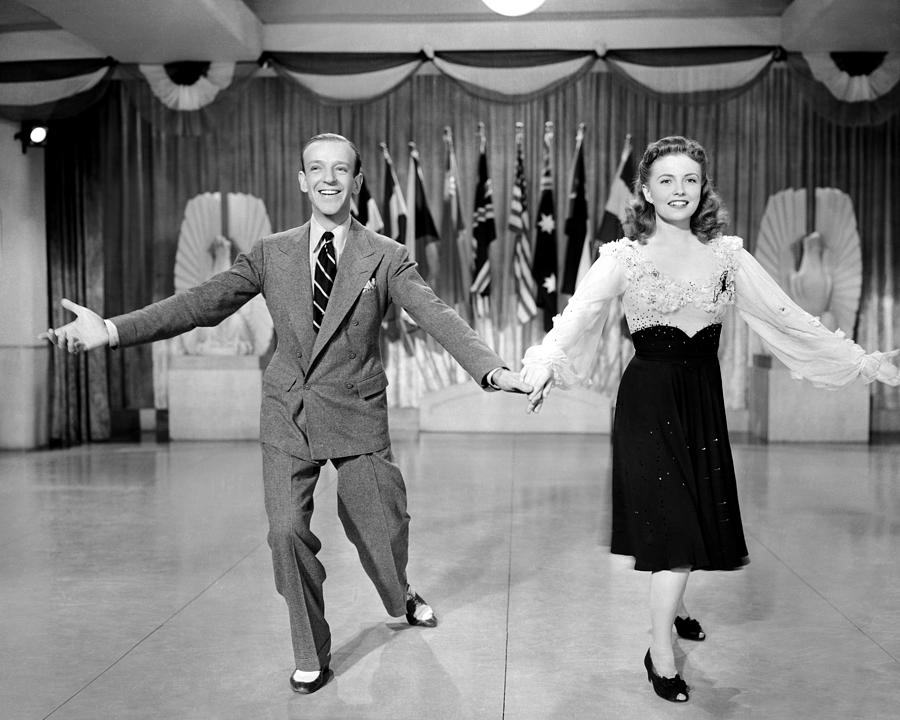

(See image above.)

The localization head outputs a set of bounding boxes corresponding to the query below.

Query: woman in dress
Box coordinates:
[520,135,900,703]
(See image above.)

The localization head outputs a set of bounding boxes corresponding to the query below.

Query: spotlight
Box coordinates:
[29,125,48,144]
[14,122,49,153]
[481,0,546,16]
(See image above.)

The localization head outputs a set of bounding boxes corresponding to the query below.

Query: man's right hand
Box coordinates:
[39,298,110,354]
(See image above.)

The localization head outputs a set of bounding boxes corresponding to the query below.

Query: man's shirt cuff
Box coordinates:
[104,319,119,348]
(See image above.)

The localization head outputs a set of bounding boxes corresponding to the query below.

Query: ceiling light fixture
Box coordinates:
[14,122,49,153]
[481,0,547,17]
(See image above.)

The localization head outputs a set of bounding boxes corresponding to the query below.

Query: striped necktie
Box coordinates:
[313,231,336,332]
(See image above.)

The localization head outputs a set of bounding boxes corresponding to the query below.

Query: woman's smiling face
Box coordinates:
[641,153,702,229]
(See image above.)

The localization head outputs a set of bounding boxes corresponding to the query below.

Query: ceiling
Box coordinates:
[0,0,897,64]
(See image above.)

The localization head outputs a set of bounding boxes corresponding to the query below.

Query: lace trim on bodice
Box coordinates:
[600,236,741,331]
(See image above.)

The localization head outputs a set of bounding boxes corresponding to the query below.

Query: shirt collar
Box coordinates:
[311,216,351,261]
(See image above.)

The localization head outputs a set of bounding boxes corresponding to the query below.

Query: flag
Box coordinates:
[510,124,537,325]
[561,123,589,294]
[595,134,634,249]
[379,143,413,350]
[351,175,384,233]
[532,121,558,332]
[440,127,470,309]
[471,122,496,318]
[406,142,440,282]
[380,143,407,243]
[592,134,635,390]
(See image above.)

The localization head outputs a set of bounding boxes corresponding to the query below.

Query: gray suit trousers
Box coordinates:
[261,442,410,671]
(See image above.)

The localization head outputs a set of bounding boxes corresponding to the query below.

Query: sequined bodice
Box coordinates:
[600,237,740,335]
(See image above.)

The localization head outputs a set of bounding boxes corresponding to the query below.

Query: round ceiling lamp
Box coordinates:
[481,0,547,17]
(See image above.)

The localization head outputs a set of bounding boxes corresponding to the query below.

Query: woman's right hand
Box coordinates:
[520,365,554,414]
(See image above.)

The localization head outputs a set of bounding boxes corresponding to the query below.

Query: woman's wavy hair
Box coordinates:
[623,135,729,244]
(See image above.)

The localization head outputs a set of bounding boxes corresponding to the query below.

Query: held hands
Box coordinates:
[520,365,554,414]
[491,368,533,395]
[38,299,109,354]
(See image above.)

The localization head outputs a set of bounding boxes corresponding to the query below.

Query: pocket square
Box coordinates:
[363,277,376,292]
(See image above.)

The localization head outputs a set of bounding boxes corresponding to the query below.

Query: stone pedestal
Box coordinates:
[167,355,264,440]
[749,355,870,442]
[419,383,611,434]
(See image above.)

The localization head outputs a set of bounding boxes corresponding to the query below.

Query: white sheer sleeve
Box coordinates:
[522,250,626,388]
[735,248,894,387]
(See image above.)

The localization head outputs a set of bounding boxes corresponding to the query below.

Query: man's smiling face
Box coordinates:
[298,139,362,227]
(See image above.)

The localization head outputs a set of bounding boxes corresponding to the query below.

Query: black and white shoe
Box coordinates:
[289,666,331,694]
[405,585,438,628]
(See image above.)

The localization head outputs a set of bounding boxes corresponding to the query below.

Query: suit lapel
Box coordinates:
[310,221,381,365]
[278,223,316,372]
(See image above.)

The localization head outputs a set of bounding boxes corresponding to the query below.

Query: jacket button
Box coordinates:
[295,351,302,358]
[345,382,353,389]
[352,320,359,326]
[302,384,309,390]
[349,352,357,359]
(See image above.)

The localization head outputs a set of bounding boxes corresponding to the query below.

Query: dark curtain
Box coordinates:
[44,103,110,445]
[45,65,900,441]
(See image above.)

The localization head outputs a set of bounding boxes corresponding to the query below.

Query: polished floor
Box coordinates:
[1,432,899,720]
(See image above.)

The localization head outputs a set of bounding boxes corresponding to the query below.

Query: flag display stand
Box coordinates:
[167,355,264,440]
[749,355,869,442]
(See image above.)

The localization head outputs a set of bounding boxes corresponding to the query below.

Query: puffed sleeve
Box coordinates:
[522,247,627,387]
[735,248,894,387]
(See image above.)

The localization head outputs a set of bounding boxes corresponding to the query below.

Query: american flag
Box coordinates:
[510,124,537,324]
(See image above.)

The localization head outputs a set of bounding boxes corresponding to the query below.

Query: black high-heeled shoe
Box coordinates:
[644,649,689,703]
[674,615,706,641]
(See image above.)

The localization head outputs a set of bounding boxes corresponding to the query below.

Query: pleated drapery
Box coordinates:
[43,66,900,442]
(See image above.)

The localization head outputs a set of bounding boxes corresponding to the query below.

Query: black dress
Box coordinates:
[525,234,879,574]
[609,324,749,571]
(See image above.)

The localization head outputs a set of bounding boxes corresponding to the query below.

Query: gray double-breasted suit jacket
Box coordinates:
[111,218,505,459]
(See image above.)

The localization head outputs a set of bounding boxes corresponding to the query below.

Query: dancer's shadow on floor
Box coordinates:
[293,623,467,719]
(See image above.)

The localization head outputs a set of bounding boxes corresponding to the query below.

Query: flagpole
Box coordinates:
[615,133,632,182]
[565,121,594,296]
[441,125,464,378]
[380,142,404,197]
[591,132,635,395]
[406,142,419,262]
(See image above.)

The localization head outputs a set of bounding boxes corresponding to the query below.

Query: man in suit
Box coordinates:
[42,132,531,694]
